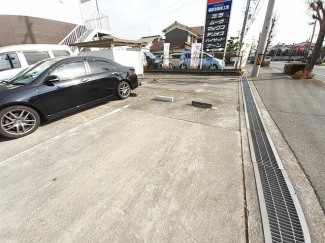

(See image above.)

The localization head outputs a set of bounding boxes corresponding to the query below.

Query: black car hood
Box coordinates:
[0,83,21,92]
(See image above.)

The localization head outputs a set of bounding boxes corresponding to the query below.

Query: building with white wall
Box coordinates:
[0,0,85,47]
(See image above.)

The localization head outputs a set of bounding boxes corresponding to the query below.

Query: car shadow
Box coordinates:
[0,94,138,141]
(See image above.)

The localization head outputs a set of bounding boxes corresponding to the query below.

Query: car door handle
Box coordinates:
[80,78,89,82]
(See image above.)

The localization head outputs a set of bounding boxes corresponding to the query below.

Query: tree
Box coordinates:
[263,17,276,59]
[305,1,325,71]
[226,37,240,52]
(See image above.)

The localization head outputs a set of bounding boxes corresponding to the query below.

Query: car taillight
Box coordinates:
[133,70,136,75]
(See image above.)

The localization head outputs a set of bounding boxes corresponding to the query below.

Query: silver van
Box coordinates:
[0,44,72,81]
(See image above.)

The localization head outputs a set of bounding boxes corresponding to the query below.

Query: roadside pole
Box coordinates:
[200,0,209,69]
[238,0,251,70]
[306,19,317,61]
[251,0,276,77]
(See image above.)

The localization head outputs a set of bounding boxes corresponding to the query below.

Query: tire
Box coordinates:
[0,105,40,139]
[117,81,131,99]
[180,64,187,70]
[210,64,218,70]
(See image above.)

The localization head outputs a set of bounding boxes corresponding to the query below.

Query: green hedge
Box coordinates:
[284,64,306,75]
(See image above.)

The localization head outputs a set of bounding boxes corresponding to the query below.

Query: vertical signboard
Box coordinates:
[204,0,232,50]
[190,43,202,69]
[163,43,170,68]
[235,43,251,70]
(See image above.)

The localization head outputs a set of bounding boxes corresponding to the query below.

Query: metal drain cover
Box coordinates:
[241,76,310,243]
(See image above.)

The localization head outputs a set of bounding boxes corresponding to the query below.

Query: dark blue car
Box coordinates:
[0,56,138,138]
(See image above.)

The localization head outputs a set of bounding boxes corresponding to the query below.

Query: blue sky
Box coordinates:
[81,0,316,45]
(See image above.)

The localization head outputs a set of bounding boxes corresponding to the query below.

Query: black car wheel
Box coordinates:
[210,64,218,70]
[0,105,40,139]
[117,81,131,99]
[180,64,187,69]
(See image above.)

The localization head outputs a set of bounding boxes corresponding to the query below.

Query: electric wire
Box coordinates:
[113,0,200,35]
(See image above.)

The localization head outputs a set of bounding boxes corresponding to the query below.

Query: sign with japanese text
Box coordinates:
[163,43,170,68]
[190,43,202,69]
[235,43,251,70]
[204,0,232,50]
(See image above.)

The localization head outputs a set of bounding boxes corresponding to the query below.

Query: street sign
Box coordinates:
[298,45,307,52]
[204,0,232,50]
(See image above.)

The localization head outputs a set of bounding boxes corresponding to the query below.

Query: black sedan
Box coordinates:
[0,56,138,138]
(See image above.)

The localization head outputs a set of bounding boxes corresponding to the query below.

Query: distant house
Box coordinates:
[138,35,164,49]
[150,21,203,54]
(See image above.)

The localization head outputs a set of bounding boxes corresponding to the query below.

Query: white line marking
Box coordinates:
[0,108,123,167]
[313,72,325,77]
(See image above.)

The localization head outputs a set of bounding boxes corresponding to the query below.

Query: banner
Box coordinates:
[163,43,170,68]
[235,43,251,70]
[190,43,202,69]
[204,0,232,50]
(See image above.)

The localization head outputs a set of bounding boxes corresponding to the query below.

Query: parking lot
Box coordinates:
[0,74,246,242]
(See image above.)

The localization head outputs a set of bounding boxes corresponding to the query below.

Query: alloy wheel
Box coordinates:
[119,82,130,98]
[1,109,37,136]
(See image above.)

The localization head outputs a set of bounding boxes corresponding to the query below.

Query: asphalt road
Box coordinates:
[0,75,246,242]
[250,67,325,211]
[270,61,325,81]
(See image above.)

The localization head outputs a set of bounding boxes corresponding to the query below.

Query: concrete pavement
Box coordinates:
[0,74,250,242]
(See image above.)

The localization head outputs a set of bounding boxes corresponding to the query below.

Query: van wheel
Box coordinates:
[0,105,40,139]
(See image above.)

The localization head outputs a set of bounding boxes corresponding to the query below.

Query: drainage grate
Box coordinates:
[241,77,310,243]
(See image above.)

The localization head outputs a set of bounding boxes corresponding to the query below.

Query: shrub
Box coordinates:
[284,63,306,75]
[292,71,314,79]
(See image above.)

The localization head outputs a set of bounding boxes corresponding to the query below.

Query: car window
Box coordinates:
[52,50,71,57]
[172,55,181,59]
[0,54,12,71]
[0,53,21,70]
[9,59,58,85]
[52,61,87,81]
[23,51,50,65]
[88,60,118,74]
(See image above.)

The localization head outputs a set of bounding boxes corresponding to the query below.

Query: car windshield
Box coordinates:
[145,52,157,59]
[9,59,58,85]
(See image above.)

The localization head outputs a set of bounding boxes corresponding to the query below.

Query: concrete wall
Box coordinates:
[0,0,83,24]
[0,15,76,47]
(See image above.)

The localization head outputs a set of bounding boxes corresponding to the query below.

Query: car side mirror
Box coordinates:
[44,75,60,85]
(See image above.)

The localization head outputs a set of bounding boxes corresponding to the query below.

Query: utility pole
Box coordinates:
[289,42,295,62]
[238,0,252,70]
[251,0,276,77]
[306,19,317,61]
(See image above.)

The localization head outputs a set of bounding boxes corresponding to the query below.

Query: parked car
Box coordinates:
[162,53,182,69]
[264,56,272,62]
[0,44,72,82]
[0,56,138,139]
[143,52,163,69]
[179,51,224,69]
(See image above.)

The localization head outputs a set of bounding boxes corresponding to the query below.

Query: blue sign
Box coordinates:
[207,2,232,14]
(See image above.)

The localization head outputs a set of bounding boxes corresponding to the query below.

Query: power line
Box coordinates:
[113,0,200,35]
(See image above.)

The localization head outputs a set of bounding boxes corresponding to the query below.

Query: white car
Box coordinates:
[264,56,272,62]
[0,44,72,81]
